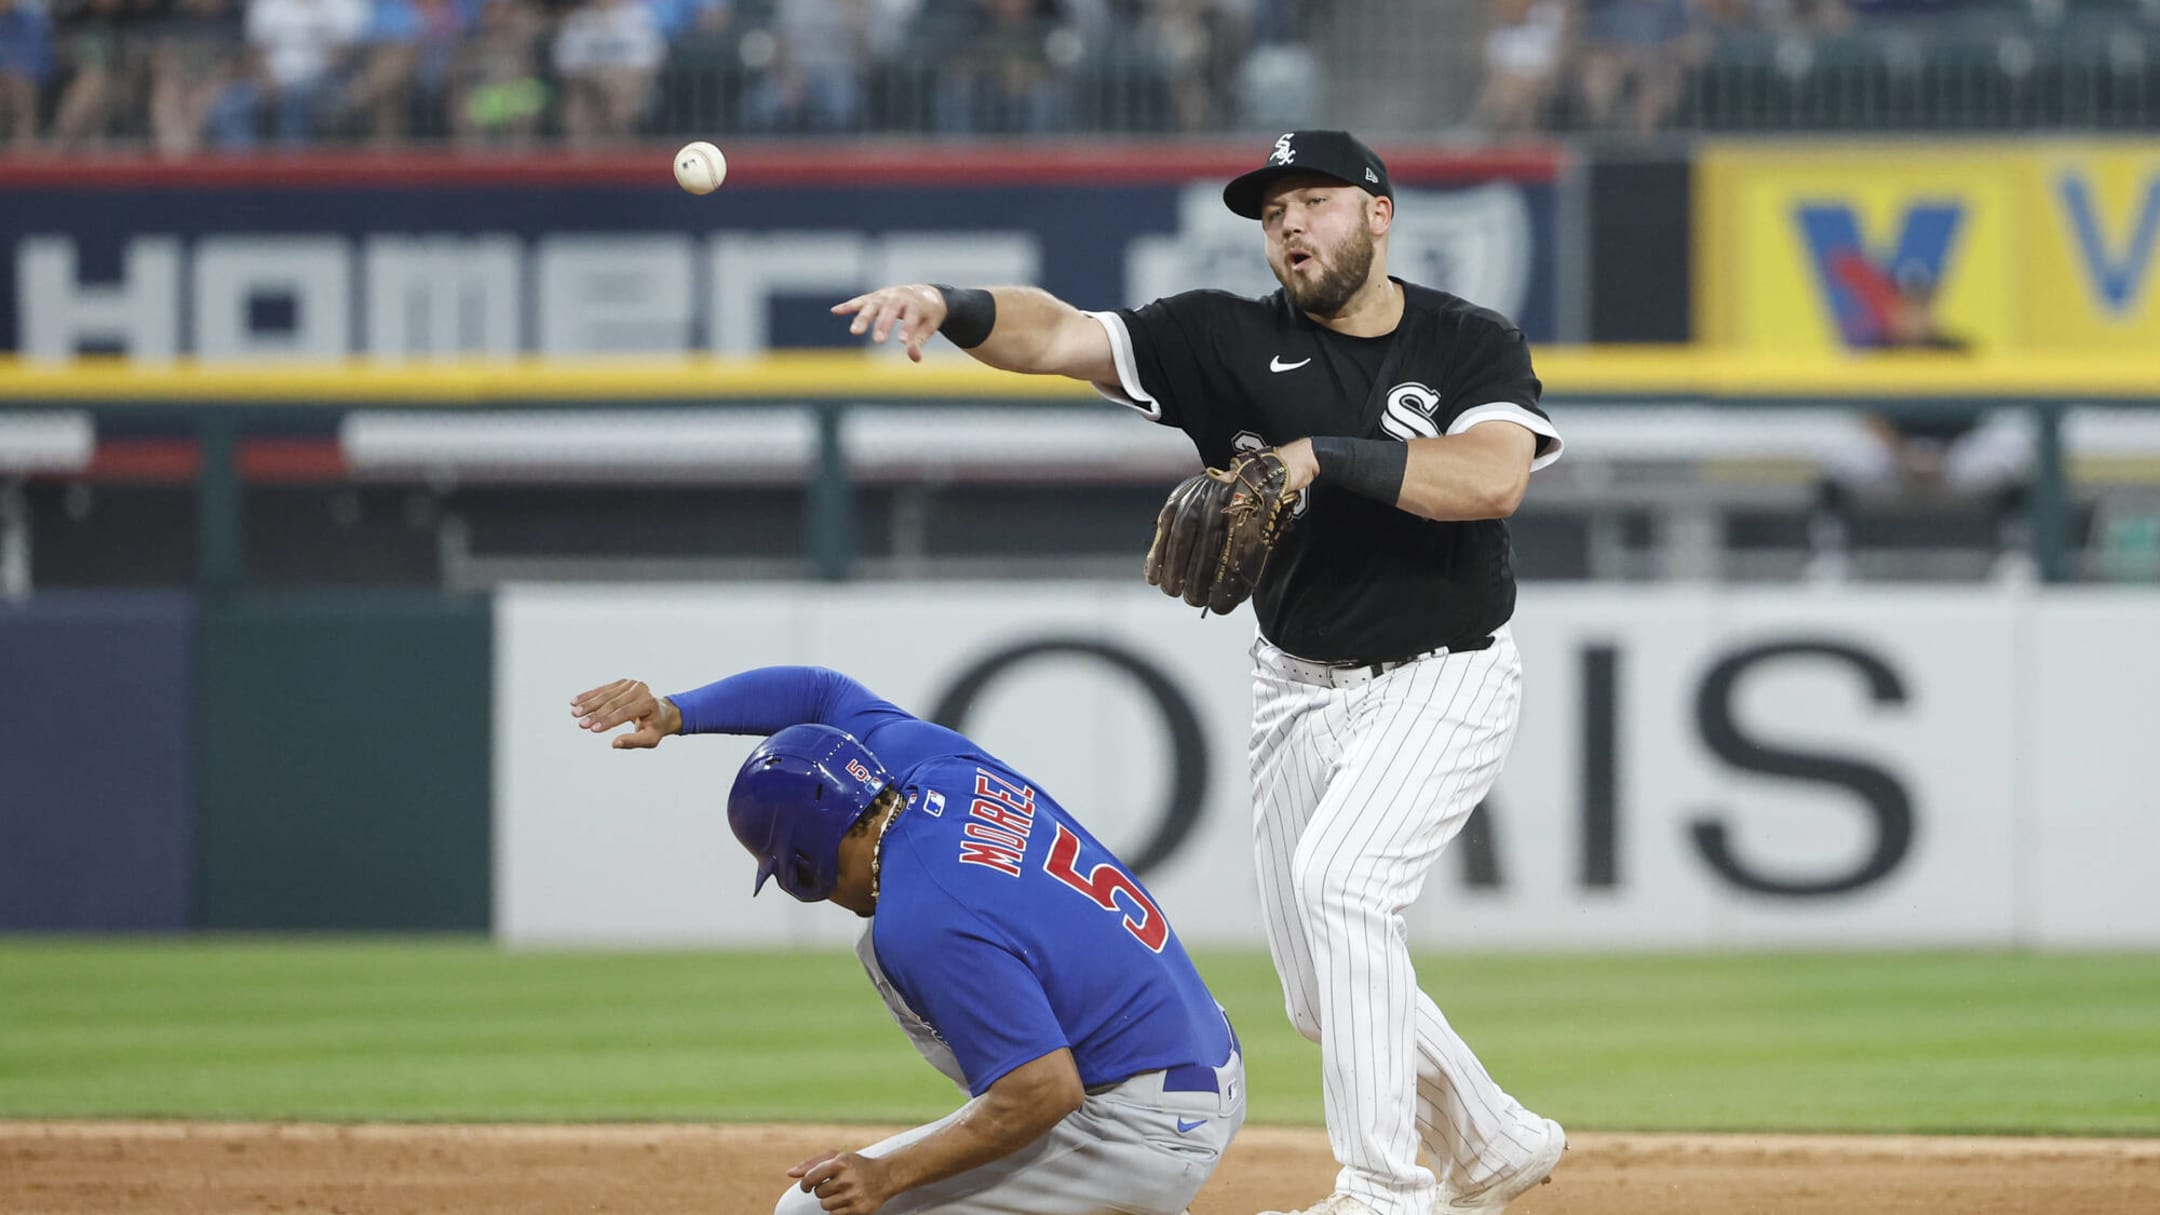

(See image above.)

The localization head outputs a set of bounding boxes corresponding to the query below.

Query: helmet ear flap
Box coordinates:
[787,850,820,896]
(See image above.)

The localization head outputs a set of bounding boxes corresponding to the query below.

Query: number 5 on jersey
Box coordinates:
[1044,824,1169,953]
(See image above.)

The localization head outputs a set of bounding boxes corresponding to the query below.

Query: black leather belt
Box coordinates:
[1265,633,1497,689]
[1332,633,1496,677]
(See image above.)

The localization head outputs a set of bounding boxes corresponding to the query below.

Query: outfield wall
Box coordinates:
[495,584,2160,951]
[0,593,193,931]
[0,591,493,933]
[6,581,2152,942]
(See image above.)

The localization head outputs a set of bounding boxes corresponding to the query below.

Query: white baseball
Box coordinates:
[673,142,727,195]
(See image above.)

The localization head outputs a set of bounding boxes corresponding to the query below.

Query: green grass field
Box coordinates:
[2,940,2155,1135]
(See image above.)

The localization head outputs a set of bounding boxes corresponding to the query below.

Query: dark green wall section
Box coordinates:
[1587,156,1692,343]
[194,593,491,930]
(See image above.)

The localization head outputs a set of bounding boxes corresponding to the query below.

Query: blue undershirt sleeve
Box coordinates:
[667,666,890,736]
[665,666,976,771]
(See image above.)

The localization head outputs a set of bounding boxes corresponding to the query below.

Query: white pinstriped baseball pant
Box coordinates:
[1250,626,1549,1215]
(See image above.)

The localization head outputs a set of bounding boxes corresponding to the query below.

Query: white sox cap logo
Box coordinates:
[1269,133,1295,165]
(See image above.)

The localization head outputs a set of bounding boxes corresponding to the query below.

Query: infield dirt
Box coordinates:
[4,1121,2156,1214]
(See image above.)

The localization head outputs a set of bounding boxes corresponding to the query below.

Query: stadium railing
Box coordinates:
[5,349,2160,598]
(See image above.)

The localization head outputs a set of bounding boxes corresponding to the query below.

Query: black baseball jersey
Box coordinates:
[1088,279,1562,664]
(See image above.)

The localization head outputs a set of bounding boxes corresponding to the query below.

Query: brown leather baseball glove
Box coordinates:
[1144,449,1302,615]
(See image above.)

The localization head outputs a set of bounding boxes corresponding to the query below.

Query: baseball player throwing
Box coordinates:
[834,131,1565,1215]
[572,665,1246,1215]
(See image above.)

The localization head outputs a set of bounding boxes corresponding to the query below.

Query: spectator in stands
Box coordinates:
[1809,264,2014,580]
[742,0,866,133]
[1756,0,1850,36]
[50,0,154,148]
[654,0,736,135]
[210,0,369,147]
[1810,406,2032,582]
[1696,0,1849,84]
[338,0,469,144]
[147,0,241,155]
[450,0,544,145]
[1227,0,1320,132]
[0,0,50,148]
[644,0,713,37]
[1576,0,1701,135]
[553,0,662,145]
[1154,0,1248,132]
[1470,0,1568,135]
[931,0,1070,133]
[862,0,918,60]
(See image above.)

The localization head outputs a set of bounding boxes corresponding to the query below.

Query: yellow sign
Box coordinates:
[1697,143,2160,354]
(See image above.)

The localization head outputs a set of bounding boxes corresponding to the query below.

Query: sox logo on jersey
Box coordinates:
[1379,382,1444,441]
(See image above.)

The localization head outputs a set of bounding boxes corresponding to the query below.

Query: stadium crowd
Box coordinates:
[0,0,1321,150]
[1475,0,2160,136]
[0,0,2153,149]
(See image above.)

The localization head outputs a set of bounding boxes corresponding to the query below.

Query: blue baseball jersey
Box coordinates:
[672,665,1233,1095]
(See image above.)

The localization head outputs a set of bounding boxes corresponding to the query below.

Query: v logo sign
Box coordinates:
[1796,202,1963,345]
[2056,171,2160,316]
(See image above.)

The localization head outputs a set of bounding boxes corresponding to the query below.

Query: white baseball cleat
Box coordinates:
[1258,1193,1384,1215]
[1433,1118,1567,1214]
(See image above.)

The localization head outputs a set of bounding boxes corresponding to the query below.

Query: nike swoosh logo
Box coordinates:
[1176,1118,1207,1134]
[1269,356,1311,373]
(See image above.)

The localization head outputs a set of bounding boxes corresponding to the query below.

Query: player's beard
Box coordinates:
[1276,222,1376,318]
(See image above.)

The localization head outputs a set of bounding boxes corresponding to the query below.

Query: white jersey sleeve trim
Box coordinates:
[1081,310,1166,424]
[1449,401,1563,471]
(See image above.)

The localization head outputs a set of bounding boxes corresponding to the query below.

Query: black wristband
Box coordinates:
[1308,436,1409,505]
[930,284,997,349]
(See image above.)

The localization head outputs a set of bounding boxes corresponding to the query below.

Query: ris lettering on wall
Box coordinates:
[494,583,2160,950]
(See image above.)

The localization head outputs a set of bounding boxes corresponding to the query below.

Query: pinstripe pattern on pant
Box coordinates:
[1249,628,1546,1215]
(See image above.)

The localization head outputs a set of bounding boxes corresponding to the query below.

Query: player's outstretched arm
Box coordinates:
[790,1048,1084,1214]
[575,666,927,749]
[833,283,1116,383]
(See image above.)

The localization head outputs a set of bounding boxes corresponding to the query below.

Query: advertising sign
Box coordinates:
[494,583,2159,949]
[1697,142,2160,354]
[0,150,1560,361]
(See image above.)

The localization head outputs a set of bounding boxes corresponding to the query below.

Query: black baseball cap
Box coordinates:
[1223,130,1393,220]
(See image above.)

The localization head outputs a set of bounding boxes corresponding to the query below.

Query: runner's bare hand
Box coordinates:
[569,678,682,750]
[832,284,947,363]
[791,1150,894,1215]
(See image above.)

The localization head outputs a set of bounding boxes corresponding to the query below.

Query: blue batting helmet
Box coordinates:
[727,724,893,902]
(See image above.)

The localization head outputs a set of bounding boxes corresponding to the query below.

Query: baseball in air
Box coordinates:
[673,142,727,195]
